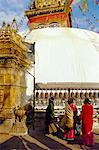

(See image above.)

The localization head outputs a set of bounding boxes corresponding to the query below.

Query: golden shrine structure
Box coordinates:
[0,21,32,135]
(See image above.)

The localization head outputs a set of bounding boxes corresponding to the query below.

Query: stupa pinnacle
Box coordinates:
[25,0,72,30]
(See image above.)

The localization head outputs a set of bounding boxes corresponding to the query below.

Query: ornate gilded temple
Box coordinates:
[25,0,72,30]
[0,21,32,135]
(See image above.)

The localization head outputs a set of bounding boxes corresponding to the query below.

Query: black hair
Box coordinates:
[50,97,54,100]
[49,97,54,103]
[84,98,91,104]
[67,98,73,104]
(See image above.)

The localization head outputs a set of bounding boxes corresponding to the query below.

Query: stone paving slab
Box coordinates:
[0,134,12,144]
[0,128,99,150]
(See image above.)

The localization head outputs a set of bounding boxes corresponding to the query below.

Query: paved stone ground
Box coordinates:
[0,125,99,150]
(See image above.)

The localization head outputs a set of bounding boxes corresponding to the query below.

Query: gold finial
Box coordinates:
[11,18,18,32]
[12,18,16,23]
[7,23,10,27]
[7,23,11,31]
[2,21,6,27]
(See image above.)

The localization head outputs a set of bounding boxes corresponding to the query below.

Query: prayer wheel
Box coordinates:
[80,92,84,99]
[63,92,68,99]
[54,92,58,99]
[93,92,97,99]
[50,92,53,97]
[85,92,89,98]
[68,92,71,98]
[59,92,62,98]
[89,92,93,99]
[71,92,74,98]
[45,92,48,99]
[40,92,44,98]
[36,91,39,99]
[75,92,79,98]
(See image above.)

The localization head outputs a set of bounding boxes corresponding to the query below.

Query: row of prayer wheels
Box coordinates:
[35,91,99,99]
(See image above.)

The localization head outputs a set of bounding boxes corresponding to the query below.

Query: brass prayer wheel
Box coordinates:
[89,92,93,99]
[71,92,75,98]
[40,92,44,98]
[93,92,97,99]
[80,92,84,99]
[50,92,53,97]
[75,92,79,98]
[45,92,48,98]
[85,92,89,98]
[59,92,62,98]
[54,92,58,99]
[36,91,39,99]
[63,92,68,99]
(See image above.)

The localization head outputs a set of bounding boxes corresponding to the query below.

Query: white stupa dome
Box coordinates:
[24,27,99,84]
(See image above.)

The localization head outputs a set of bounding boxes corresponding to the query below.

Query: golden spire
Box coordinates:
[25,0,72,30]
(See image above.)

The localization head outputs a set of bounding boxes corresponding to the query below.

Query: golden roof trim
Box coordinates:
[25,5,64,16]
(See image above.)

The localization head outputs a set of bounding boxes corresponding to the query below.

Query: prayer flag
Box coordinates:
[82,0,87,13]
